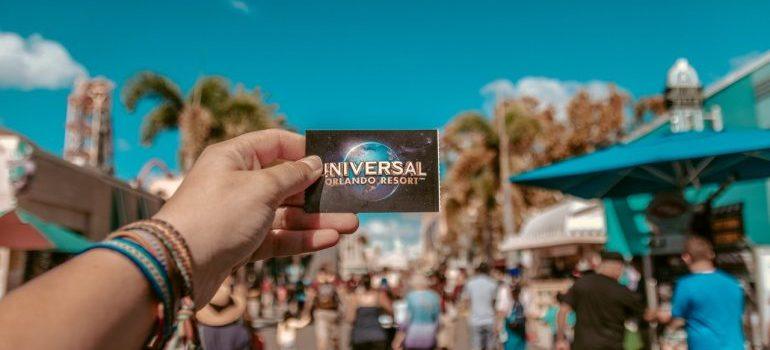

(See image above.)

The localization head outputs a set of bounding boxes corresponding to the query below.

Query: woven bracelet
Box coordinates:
[122,221,194,301]
[83,239,175,337]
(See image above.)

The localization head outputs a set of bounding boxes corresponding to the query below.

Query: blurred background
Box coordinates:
[1,1,770,349]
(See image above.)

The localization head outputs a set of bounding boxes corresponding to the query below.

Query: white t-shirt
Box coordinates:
[495,284,512,315]
[463,275,498,326]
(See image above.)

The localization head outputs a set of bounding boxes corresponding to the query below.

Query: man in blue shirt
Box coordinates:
[665,235,745,350]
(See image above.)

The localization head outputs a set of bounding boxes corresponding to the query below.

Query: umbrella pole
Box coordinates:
[642,254,660,350]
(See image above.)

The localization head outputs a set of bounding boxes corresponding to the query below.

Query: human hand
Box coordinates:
[153,129,359,305]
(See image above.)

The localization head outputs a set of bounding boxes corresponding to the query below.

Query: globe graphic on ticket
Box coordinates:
[343,142,400,201]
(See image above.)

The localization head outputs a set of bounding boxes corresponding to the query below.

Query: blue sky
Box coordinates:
[1,0,769,250]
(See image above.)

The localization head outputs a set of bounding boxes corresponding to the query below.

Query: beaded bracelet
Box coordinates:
[83,238,175,337]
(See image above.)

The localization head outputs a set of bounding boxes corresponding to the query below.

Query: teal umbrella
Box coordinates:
[511,128,770,198]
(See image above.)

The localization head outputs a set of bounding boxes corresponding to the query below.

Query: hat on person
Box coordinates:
[195,278,247,327]
[600,251,625,262]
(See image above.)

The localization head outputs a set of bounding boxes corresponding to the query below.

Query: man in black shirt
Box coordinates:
[556,252,646,350]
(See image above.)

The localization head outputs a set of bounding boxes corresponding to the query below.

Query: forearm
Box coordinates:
[0,250,156,350]
[556,307,568,339]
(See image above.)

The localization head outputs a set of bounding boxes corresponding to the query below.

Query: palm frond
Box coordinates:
[443,111,497,151]
[190,76,231,114]
[140,102,180,145]
[122,71,184,112]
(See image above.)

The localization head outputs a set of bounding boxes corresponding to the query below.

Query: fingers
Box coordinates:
[273,207,359,234]
[211,129,307,170]
[251,229,340,260]
[258,156,323,205]
[282,192,306,207]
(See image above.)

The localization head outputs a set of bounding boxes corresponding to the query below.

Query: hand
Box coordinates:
[153,129,359,305]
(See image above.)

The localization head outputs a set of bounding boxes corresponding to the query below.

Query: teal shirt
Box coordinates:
[672,270,744,350]
[406,290,440,324]
[542,305,575,334]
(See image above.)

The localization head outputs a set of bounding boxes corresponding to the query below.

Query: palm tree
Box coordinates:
[441,86,628,261]
[122,72,285,171]
[442,106,540,260]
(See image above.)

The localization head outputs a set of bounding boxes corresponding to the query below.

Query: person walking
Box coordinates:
[307,266,342,350]
[493,267,513,346]
[502,286,526,350]
[556,251,646,350]
[196,276,253,350]
[659,235,745,350]
[462,262,499,350]
[541,292,575,347]
[347,274,392,350]
[393,274,441,350]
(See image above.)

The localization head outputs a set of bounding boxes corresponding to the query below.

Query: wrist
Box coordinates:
[151,209,235,306]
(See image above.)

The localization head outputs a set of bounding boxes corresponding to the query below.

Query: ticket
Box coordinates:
[304,130,440,213]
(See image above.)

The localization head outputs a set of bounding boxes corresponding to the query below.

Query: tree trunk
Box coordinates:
[497,107,516,240]
[484,213,494,263]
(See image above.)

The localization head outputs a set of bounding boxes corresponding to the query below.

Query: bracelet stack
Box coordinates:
[84,218,197,348]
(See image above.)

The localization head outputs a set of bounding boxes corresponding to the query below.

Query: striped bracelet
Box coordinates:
[83,238,175,337]
[108,230,170,273]
[121,220,194,302]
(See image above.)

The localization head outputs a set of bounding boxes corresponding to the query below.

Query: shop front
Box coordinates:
[0,129,163,298]
[510,56,770,347]
[501,198,605,349]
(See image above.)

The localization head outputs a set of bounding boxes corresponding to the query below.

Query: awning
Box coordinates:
[0,209,93,253]
[510,129,770,198]
[501,199,605,252]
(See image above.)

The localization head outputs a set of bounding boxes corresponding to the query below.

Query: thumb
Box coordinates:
[258,155,323,206]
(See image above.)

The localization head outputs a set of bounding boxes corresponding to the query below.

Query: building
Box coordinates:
[501,198,605,349]
[338,233,369,279]
[64,78,115,174]
[606,52,770,344]
[0,78,164,299]
[0,130,163,298]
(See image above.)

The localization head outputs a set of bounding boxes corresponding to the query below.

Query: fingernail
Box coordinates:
[300,155,323,172]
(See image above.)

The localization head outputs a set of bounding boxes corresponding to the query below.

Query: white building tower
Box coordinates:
[63,78,115,174]
[665,58,722,133]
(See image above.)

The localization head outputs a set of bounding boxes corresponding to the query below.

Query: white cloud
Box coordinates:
[358,214,422,253]
[0,32,88,90]
[230,0,250,14]
[480,77,619,121]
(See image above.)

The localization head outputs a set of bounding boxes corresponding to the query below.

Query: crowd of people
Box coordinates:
[198,257,533,350]
[172,234,753,350]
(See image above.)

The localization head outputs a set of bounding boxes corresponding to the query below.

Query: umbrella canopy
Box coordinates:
[0,209,93,253]
[511,129,770,198]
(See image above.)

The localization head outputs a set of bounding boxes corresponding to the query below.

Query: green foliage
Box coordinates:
[122,71,286,170]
